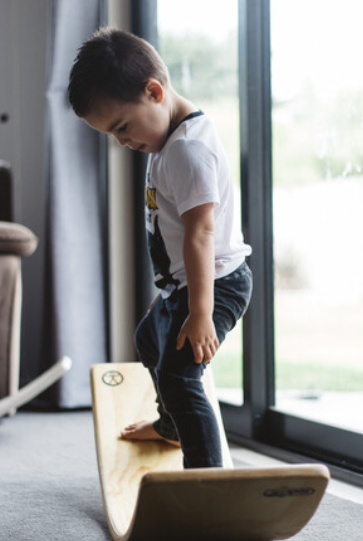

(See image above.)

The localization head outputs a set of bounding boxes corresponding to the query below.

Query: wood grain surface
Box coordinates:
[91,362,330,541]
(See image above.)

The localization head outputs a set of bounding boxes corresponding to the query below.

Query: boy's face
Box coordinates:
[83,80,170,154]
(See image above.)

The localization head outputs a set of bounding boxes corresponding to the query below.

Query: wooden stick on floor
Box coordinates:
[0,357,72,418]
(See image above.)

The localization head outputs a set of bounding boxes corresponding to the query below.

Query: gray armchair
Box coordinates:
[0,161,38,410]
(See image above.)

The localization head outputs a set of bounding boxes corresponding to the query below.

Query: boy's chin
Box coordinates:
[127,143,147,152]
[137,144,148,152]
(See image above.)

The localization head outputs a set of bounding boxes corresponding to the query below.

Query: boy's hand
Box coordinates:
[176,313,219,364]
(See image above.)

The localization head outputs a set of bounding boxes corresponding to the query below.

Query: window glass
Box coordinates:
[271,0,363,432]
[157,0,243,404]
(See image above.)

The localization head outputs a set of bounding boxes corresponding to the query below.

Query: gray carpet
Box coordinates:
[0,411,362,540]
[0,411,109,541]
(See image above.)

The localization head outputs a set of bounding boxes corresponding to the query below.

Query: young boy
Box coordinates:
[68,28,252,468]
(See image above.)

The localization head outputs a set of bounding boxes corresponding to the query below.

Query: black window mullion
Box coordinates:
[234,0,274,438]
[131,0,158,323]
[222,0,274,442]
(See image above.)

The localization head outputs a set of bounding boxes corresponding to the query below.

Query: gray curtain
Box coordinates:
[44,0,107,408]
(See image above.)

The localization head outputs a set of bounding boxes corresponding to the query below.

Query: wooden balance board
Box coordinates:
[91,362,330,541]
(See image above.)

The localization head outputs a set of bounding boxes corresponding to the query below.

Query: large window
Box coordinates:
[134,0,363,481]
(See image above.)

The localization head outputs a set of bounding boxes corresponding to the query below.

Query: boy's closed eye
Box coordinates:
[117,124,128,133]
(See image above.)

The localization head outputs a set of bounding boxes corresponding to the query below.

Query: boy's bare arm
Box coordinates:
[176,203,219,363]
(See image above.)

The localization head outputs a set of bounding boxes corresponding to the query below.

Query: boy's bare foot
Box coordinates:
[121,420,181,448]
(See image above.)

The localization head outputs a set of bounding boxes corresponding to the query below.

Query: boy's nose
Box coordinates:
[115,134,129,147]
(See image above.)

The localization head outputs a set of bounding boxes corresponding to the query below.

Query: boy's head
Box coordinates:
[68,28,170,117]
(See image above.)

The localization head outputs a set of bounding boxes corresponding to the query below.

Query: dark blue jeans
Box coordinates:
[134,262,252,469]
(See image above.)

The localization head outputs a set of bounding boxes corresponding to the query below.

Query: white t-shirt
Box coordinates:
[145,112,252,298]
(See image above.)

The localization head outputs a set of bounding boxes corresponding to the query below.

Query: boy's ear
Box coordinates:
[145,79,164,103]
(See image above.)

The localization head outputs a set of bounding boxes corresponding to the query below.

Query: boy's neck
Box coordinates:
[168,89,199,135]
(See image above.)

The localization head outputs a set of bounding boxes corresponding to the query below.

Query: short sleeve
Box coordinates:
[165,139,220,216]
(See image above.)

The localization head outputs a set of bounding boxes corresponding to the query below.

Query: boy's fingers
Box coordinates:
[206,337,220,362]
[203,343,216,363]
[193,344,204,364]
[177,330,219,363]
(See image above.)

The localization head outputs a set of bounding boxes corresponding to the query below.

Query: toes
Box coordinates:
[123,421,145,431]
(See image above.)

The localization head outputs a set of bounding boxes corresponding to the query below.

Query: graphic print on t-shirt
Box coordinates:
[145,186,180,291]
[146,187,158,211]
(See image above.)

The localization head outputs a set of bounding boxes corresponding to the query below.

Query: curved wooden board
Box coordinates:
[131,465,330,541]
[91,362,330,541]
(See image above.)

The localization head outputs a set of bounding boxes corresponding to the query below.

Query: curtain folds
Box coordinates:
[44,0,107,408]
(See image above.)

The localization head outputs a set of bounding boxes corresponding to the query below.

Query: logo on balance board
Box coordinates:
[102,371,124,386]
[264,486,315,498]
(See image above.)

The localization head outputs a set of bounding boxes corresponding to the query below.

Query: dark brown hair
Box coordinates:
[68,28,170,117]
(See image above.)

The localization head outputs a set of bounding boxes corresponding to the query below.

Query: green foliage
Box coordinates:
[273,86,363,186]
[213,351,363,392]
[276,360,363,392]
[313,88,363,180]
[159,32,238,101]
